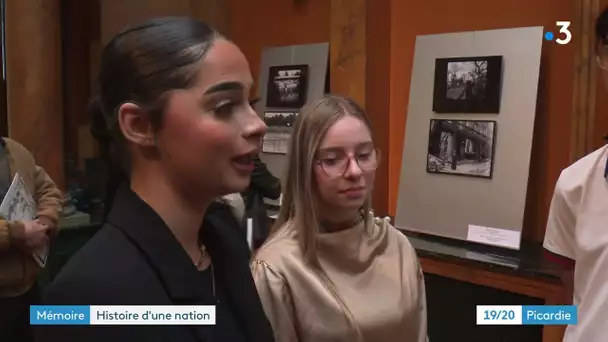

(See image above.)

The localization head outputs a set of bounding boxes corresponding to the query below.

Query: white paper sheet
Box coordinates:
[0,173,47,266]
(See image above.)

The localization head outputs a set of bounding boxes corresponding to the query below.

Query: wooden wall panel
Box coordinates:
[100,0,233,44]
[62,0,96,167]
[365,0,391,215]
[100,0,191,44]
[5,0,64,189]
[571,0,600,161]
[191,0,231,36]
[329,0,366,108]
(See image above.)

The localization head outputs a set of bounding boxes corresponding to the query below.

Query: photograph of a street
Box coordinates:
[427,119,496,178]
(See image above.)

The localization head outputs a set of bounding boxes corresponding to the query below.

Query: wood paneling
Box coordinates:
[62,0,96,166]
[571,0,600,160]
[5,0,64,189]
[100,0,232,41]
[100,0,191,43]
[365,0,391,214]
[329,0,366,108]
[191,0,231,36]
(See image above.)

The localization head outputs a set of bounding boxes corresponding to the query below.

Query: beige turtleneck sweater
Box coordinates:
[251,215,428,342]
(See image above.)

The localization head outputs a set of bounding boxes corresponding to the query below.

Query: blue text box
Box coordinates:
[30,305,90,325]
[522,305,577,325]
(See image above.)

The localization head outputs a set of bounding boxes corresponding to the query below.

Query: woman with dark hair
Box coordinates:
[36,17,274,342]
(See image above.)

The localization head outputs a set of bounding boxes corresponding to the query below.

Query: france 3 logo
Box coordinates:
[544,21,572,45]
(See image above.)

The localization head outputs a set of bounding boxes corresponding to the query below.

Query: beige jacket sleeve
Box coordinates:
[0,220,25,251]
[33,165,62,234]
[3,138,63,235]
[0,219,10,250]
[251,260,299,342]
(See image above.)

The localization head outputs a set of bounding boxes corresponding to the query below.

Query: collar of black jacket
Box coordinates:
[106,183,215,302]
[105,183,275,342]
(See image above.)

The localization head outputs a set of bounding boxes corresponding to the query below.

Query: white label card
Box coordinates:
[466,224,521,250]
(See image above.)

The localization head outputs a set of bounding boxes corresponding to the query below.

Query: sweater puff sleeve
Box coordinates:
[251,260,299,342]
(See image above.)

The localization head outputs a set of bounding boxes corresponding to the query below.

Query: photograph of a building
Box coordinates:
[426,119,497,178]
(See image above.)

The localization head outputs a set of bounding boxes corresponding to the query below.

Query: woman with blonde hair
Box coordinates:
[252,94,428,342]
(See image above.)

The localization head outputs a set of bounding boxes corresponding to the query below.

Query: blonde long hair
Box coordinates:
[268,94,374,338]
[272,93,373,263]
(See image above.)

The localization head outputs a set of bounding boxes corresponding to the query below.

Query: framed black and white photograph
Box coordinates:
[266,65,309,108]
[426,119,497,179]
[262,111,298,154]
[432,56,503,113]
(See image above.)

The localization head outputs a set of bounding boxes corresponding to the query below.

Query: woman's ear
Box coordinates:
[117,102,156,147]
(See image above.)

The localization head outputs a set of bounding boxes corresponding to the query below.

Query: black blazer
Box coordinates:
[35,184,275,342]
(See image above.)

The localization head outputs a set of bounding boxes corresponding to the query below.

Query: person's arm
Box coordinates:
[251,260,298,342]
[415,260,429,342]
[250,155,281,200]
[33,165,62,236]
[543,174,577,304]
[4,138,62,235]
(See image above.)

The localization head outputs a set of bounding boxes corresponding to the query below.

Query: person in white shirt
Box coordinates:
[543,7,608,342]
